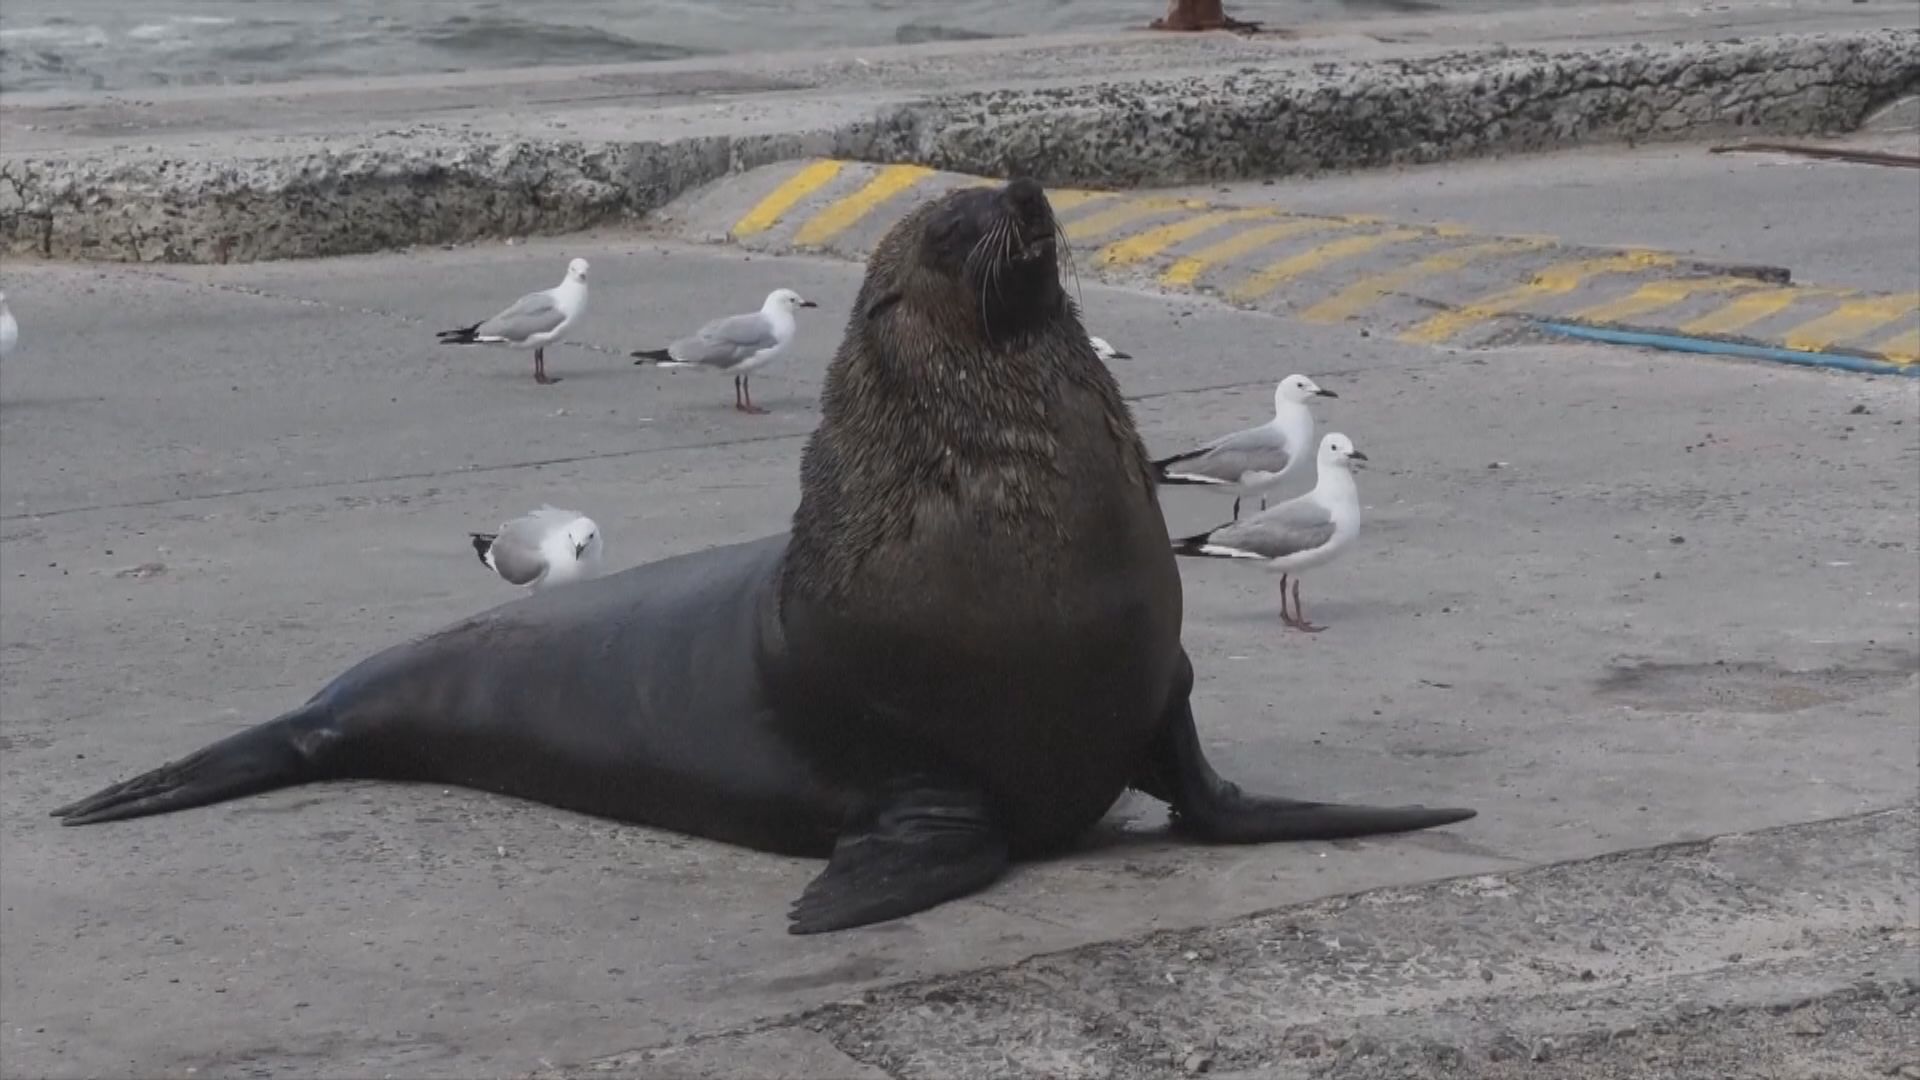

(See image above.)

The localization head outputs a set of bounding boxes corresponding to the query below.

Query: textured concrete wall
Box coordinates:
[852,31,1920,186]
[1,29,1913,265]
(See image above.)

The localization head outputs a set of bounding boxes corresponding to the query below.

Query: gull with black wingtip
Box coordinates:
[1173,431,1368,632]
[436,258,590,386]
[1153,374,1337,519]
[631,288,818,414]
[469,506,604,592]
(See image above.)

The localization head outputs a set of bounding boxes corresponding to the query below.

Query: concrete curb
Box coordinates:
[1,28,1915,265]
[846,30,1920,187]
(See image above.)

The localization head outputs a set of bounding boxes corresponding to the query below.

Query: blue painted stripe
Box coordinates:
[1532,321,1920,377]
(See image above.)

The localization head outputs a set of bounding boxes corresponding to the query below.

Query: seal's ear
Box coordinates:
[865,290,903,321]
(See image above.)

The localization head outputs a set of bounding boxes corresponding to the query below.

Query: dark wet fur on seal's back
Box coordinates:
[52,178,1475,936]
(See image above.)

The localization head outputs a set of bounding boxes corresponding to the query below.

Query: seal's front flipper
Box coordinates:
[788,781,1008,935]
[1136,673,1476,843]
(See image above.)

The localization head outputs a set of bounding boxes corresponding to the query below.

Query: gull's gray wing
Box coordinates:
[486,514,555,585]
[477,290,566,344]
[1209,496,1335,559]
[670,312,780,369]
[1160,424,1293,484]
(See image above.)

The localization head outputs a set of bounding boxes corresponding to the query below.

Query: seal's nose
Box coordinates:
[1003,177,1052,223]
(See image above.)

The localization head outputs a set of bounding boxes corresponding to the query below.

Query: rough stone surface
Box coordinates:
[538,809,1920,1080]
[852,31,1920,187]
[0,28,1914,265]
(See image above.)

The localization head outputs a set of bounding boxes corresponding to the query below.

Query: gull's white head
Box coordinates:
[562,514,603,564]
[1318,432,1368,468]
[1276,374,1336,407]
[566,258,591,282]
[766,288,818,313]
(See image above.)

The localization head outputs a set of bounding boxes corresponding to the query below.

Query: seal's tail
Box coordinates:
[51,705,338,826]
[436,322,483,345]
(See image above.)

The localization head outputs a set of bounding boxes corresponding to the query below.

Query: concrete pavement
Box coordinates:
[1,147,1917,1077]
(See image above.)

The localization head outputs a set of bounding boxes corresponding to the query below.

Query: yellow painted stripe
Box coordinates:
[1299,239,1545,324]
[792,164,936,247]
[1873,328,1920,363]
[1399,251,1676,345]
[1677,287,1820,336]
[732,160,845,239]
[1063,197,1207,242]
[1227,229,1425,304]
[1781,292,1920,352]
[1160,219,1342,288]
[1046,189,1117,213]
[1094,208,1278,267]
[1570,276,1768,325]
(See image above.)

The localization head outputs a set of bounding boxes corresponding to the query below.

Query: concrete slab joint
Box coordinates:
[0,28,1915,265]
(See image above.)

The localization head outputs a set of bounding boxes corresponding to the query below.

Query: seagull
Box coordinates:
[1089,335,1131,362]
[0,291,17,360]
[1152,374,1336,519]
[1171,432,1367,633]
[469,506,605,591]
[631,288,817,414]
[437,258,590,385]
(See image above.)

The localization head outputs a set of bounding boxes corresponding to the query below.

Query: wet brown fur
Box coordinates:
[774,180,1184,854]
[784,187,1161,604]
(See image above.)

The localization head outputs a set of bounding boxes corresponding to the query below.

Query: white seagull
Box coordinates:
[1171,432,1368,633]
[0,290,18,360]
[469,506,605,591]
[438,258,590,385]
[1152,374,1336,519]
[1089,335,1131,362]
[631,288,817,414]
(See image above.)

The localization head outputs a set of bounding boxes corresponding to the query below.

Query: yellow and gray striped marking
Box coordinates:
[716,159,1919,371]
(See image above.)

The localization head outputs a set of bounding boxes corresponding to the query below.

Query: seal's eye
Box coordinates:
[930,217,965,249]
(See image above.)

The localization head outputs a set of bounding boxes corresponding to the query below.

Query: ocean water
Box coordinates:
[0,0,1551,97]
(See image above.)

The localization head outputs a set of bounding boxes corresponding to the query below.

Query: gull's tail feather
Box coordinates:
[1171,526,1259,560]
[1151,449,1222,487]
[631,348,678,366]
[51,704,340,826]
[437,322,484,345]
[469,533,497,566]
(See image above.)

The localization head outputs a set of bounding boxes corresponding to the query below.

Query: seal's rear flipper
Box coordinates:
[787,781,1008,934]
[1135,673,1476,843]
[51,706,338,826]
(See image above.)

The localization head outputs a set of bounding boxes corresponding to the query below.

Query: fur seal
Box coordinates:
[52,179,1474,934]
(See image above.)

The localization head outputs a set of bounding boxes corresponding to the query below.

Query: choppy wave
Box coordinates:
[0,0,1562,96]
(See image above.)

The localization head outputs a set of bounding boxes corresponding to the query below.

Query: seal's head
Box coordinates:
[787,175,1167,612]
[860,177,1069,343]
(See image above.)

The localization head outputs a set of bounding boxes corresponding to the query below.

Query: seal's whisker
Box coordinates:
[974,216,1014,347]
[1054,219,1082,307]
